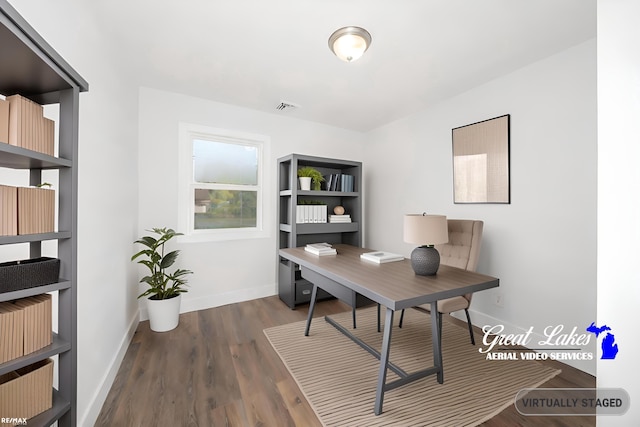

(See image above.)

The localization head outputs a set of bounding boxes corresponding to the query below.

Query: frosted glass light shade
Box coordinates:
[403,214,449,246]
[329,26,372,62]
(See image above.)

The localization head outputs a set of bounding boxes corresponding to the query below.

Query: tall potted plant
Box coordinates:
[131,227,192,332]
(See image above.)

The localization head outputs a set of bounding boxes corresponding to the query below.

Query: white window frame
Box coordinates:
[178,123,270,242]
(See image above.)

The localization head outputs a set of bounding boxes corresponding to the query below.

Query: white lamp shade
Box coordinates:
[332,34,367,62]
[329,26,371,62]
[403,214,449,246]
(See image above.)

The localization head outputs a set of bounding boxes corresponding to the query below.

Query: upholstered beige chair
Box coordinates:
[399,219,484,345]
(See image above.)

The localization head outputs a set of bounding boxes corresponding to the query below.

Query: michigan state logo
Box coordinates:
[587,322,619,359]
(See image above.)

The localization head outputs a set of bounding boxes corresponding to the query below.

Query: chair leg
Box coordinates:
[464,308,475,345]
[399,309,405,328]
[377,303,381,332]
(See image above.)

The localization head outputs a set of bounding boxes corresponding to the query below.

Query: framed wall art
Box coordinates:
[452,114,510,204]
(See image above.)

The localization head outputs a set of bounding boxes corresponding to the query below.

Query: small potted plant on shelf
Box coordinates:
[297,166,325,191]
[131,227,192,332]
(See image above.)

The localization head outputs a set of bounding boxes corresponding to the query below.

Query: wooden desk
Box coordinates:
[278,244,499,415]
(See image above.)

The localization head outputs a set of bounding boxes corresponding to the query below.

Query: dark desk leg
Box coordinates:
[352,307,356,329]
[351,290,357,329]
[374,307,394,415]
[431,301,443,383]
[304,284,319,336]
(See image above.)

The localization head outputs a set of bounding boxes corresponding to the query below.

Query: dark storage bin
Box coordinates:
[0,257,60,293]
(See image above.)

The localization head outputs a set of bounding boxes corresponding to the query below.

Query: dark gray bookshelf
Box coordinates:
[0,1,88,425]
[277,154,363,308]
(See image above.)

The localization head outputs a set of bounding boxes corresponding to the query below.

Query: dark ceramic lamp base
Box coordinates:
[410,246,440,275]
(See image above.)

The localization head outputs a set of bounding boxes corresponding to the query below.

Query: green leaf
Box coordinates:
[133,236,158,249]
[160,250,180,269]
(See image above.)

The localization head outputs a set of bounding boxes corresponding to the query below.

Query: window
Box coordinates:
[179,123,270,241]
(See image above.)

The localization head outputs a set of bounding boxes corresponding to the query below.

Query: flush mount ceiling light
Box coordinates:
[328,26,372,62]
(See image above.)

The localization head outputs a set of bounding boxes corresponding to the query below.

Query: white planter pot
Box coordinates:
[299,177,311,191]
[147,294,182,332]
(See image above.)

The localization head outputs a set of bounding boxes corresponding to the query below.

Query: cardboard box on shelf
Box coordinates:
[6,94,54,156]
[0,302,24,364]
[0,185,17,236]
[0,98,9,144]
[0,358,53,420]
[11,295,52,354]
[17,187,54,235]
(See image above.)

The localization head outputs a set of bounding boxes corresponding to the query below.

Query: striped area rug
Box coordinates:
[264,306,560,427]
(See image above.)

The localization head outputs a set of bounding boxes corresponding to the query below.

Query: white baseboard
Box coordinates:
[138,283,277,321]
[79,309,140,426]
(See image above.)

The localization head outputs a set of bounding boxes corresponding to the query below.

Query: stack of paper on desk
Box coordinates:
[360,251,404,264]
[305,243,337,256]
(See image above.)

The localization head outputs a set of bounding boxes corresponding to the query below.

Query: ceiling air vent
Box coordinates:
[276,100,300,112]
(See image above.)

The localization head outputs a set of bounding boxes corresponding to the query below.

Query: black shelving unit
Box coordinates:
[277,154,363,308]
[0,1,88,425]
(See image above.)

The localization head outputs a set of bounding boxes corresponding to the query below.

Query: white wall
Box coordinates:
[11,1,640,424]
[8,1,140,425]
[363,40,597,375]
[137,87,364,316]
[597,0,640,424]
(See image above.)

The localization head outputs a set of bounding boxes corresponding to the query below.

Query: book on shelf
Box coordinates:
[341,174,354,192]
[325,174,337,191]
[329,214,351,223]
[304,243,337,256]
[360,251,405,264]
[325,173,355,192]
[296,204,327,224]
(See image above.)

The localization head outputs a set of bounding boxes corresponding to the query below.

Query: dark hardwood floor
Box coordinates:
[95,296,595,426]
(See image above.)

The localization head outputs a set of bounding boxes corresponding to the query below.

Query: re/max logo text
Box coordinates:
[1,418,27,425]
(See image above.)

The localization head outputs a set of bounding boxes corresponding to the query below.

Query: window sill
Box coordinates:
[177,228,270,243]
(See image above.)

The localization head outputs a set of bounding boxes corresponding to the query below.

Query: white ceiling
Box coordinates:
[92,0,596,132]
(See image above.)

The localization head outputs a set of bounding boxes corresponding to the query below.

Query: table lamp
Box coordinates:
[403,214,449,275]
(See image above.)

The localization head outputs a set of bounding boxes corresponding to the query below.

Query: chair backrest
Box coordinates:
[436,219,483,303]
[435,219,483,272]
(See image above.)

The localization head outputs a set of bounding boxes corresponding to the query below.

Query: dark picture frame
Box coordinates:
[452,114,510,204]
